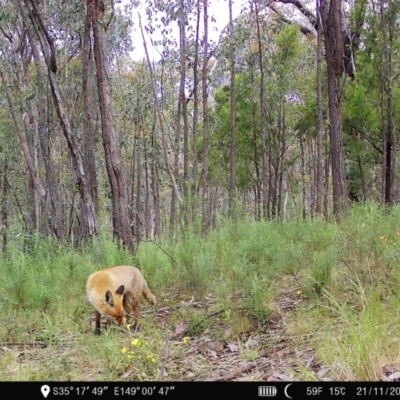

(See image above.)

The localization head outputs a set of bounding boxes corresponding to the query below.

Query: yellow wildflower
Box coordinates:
[121,347,128,354]
[183,336,190,344]
[147,355,157,363]
[132,338,140,346]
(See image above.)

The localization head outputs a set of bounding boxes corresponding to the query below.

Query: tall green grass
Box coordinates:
[1,202,400,380]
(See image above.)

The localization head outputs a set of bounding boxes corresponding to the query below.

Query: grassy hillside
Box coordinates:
[1,202,400,381]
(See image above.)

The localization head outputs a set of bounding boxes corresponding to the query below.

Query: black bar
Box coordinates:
[2,382,400,399]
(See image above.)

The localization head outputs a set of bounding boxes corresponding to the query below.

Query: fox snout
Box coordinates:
[105,314,125,326]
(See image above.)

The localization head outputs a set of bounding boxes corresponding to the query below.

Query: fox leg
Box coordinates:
[130,299,139,328]
[95,310,101,335]
[123,295,133,327]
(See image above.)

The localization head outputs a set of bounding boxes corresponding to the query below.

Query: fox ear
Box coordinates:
[116,285,125,295]
[105,290,114,306]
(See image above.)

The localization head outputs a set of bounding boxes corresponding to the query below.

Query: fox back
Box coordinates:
[86,265,156,334]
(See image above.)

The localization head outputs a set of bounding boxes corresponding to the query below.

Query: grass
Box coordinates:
[1,202,400,380]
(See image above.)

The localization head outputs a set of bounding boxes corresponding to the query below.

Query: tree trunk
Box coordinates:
[252,106,261,221]
[255,1,268,219]
[228,0,236,218]
[29,33,64,240]
[92,0,134,252]
[2,163,9,252]
[179,2,189,199]
[300,133,306,219]
[144,147,151,239]
[151,128,161,239]
[320,0,348,216]
[315,0,324,216]
[380,0,396,204]
[136,128,142,243]
[277,100,286,219]
[191,0,201,205]
[82,0,99,214]
[380,60,388,204]
[202,0,210,236]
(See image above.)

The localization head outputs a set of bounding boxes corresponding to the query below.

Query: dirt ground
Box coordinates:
[2,293,400,382]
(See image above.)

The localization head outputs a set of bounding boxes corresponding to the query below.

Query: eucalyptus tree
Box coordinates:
[201,0,210,235]
[82,0,99,215]
[341,0,400,204]
[191,0,201,209]
[0,91,20,249]
[139,11,182,236]
[142,0,216,232]
[259,1,368,216]
[268,0,367,79]
[91,0,135,253]
[22,0,99,240]
[0,0,57,237]
[211,7,314,219]
[377,0,399,204]
[228,0,237,218]
[319,0,348,215]
[254,0,269,218]
[315,0,324,215]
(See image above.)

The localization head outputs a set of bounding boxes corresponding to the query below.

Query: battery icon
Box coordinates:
[258,386,277,397]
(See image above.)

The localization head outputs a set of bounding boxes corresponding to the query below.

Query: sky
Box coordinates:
[128,0,245,61]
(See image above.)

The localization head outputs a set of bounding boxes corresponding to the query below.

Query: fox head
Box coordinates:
[102,285,126,326]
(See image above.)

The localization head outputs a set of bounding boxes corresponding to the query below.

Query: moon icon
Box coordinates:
[284,383,292,399]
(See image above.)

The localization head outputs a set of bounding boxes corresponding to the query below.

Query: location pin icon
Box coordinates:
[41,385,50,398]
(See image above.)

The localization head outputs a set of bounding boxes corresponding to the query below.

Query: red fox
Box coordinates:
[86,265,157,334]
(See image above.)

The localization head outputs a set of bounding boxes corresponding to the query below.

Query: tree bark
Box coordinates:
[191,0,201,202]
[2,163,9,252]
[136,116,142,243]
[27,24,64,240]
[255,1,269,219]
[228,0,236,218]
[315,0,324,216]
[91,0,134,252]
[320,0,348,216]
[179,2,189,199]
[82,0,99,215]
[380,0,396,204]
[202,0,210,236]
